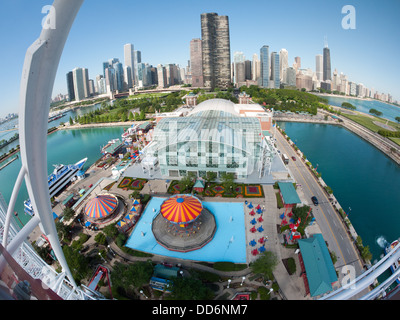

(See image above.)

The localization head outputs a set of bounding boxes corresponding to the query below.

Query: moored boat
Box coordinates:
[24,157,87,216]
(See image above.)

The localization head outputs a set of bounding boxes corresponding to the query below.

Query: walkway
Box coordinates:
[98,180,310,300]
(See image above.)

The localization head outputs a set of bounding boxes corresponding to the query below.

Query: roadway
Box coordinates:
[274,126,369,298]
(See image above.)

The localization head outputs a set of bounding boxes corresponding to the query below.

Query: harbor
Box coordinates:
[0,94,399,299]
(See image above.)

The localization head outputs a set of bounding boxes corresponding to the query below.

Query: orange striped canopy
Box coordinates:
[160,195,202,225]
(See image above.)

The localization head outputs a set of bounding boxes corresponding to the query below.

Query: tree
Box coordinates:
[62,207,75,221]
[69,116,73,125]
[250,251,278,279]
[128,111,134,121]
[395,116,400,123]
[220,172,236,192]
[178,172,196,193]
[110,261,153,291]
[62,245,90,285]
[94,232,107,245]
[167,276,214,300]
[205,171,217,184]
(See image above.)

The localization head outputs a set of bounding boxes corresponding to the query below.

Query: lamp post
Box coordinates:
[140,290,148,299]
[241,276,245,286]
[227,279,231,289]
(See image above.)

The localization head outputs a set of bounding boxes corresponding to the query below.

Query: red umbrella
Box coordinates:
[250,226,256,233]
[282,218,288,225]
[258,237,265,244]
[251,249,259,256]
[257,216,264,223]
[249,210,255,216]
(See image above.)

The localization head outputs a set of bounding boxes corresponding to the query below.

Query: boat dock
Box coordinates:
[0,155,18,171]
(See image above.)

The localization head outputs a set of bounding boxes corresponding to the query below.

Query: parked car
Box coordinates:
[311,196,319,206]
[292,156,296,161]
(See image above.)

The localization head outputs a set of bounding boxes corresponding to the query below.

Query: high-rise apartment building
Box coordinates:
[157,64,167,88]
[124,66,132,90]
[294,56,301,70]
[260,45,269,88]
[124,43,135,88]
[201,12,231,89]
[72,67,85,101]
[66,71,75,101]
[285,67,296,87]
[270,52,280,88]
[315,54,323,81]
[82,68,90,98]
[134,50,141,85]
[233,51,245,87]
[113,62,124,92]
[279,49,288,83]
[252,53,260,82]
[190,38,204,87]
[323,46,332,81]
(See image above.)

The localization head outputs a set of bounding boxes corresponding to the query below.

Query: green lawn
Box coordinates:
[342,113,400,132]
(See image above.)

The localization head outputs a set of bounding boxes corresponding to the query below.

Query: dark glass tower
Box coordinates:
[201,13,231,89]
[323,46,331,81]
[66,71,75,101]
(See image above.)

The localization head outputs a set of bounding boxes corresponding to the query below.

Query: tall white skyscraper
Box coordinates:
[279,49,288,83]
[124,43,135,88]
[252,53,260,82]
[82,68,90,98]
[72,67,85,101]
[316,54,323,81]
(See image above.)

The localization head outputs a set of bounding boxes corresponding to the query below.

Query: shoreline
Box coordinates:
[314,92,400,110]
[57,120,151,131]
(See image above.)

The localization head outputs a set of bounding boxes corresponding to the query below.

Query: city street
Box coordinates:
[274,126,368,297]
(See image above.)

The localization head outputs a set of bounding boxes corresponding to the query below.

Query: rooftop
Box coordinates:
[298,234,338,297]
[278,182,301,204]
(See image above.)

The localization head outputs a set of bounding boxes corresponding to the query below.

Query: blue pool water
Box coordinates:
[125,197,247,263]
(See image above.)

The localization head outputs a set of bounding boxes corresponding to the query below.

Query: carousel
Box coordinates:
[83,194,121,226]
[152,194,217,253]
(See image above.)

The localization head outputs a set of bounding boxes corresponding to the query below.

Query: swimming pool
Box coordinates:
[125,197,247,263]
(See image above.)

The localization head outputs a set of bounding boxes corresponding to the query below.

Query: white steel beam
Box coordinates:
[18,0,84,288]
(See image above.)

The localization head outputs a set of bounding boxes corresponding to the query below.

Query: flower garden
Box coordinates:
[117,177,148,191]
[167,180,264,198]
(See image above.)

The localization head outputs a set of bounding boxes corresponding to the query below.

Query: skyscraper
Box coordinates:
[270,52,280,89]
[157,64,167,88]
[82,68,90,98]
[113,62,124,92]
[315,54,323,81]
[66,71,75,101]
[323,45,332,81]
[252,53,260,82]
[201,12,231,89]
[233,51,245,86]
[134,50,141,85]
[279,49,288,83]
[72,67,85,101]
[260,45,269,88]
[124,43,135,88]
[190,38,204,87]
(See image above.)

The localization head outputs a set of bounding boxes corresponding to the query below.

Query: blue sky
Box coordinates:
[0,0,399,117]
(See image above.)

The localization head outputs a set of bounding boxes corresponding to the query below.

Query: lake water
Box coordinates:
[0,125,128,228]
[277,121,400,264]
[319,95,400,123]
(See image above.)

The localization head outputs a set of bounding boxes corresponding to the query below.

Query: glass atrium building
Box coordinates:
[144,99,275,179]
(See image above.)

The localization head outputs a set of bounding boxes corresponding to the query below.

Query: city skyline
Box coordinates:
[0,0,400,117]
